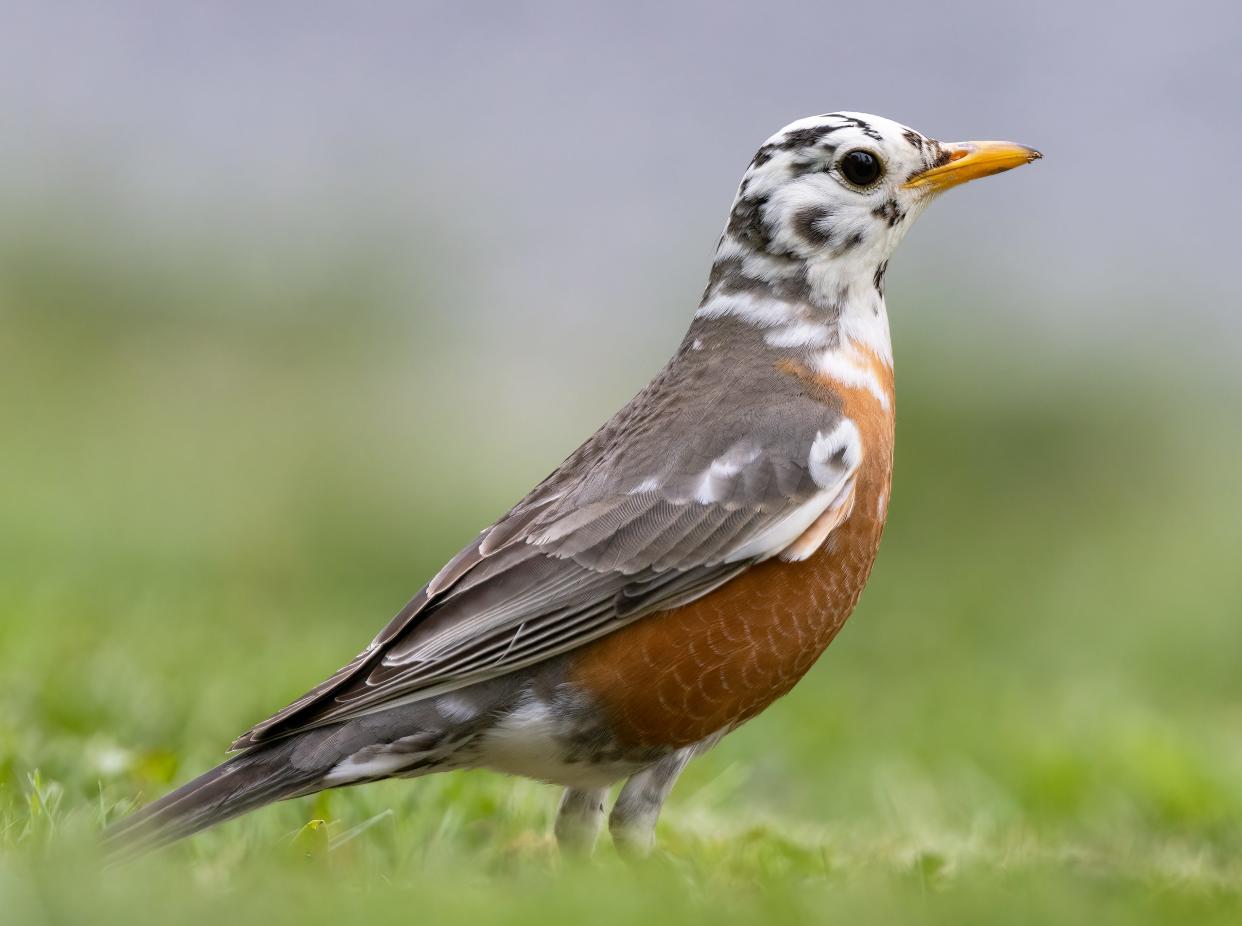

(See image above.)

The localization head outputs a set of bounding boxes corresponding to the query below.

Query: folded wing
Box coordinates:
[232,337,860,749]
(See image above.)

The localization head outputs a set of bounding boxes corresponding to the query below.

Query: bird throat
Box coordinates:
[694,248,893,372]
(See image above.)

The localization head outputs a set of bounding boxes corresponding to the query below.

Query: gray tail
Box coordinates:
[103,739,323,859]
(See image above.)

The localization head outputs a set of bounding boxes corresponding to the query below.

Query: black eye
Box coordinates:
[840,149,883,186]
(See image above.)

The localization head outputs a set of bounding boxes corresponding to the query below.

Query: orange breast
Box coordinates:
[569,352,895,748]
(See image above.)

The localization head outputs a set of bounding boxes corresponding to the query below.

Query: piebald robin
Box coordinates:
[106,113,1040,857]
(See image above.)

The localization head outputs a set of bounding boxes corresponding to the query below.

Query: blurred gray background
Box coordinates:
[3,0,1239,374]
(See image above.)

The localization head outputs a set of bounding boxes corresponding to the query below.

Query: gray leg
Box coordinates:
[554,786,609,855]
[609,746,695,857]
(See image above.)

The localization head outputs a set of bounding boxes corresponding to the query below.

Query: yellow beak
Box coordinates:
[903,140,1042,192]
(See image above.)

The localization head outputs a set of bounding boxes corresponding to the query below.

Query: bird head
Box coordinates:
[712,112,1041,304]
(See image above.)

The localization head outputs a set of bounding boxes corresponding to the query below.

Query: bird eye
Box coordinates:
[839,149,883,187]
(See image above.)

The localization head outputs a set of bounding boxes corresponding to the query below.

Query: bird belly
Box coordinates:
[567,448,891,749]
[472,696,661,789]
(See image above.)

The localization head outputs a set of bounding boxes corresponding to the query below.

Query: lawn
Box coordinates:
[2,234,1241,923]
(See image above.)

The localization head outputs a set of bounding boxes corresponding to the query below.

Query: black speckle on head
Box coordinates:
[778,123,845,151]
[787,158,814,179]
[786,147,838,179]
[772,272,814,304]
[704,256,814,306]
[927,140,952,168]
[833,114,884,143]
[901,128,927,156]
[871,199,906,228]
[727,193,775,252]
[793,205,835,248]
[903,141,953,185]
[873,260,888,296]
[750,144,777,168]
[751,124,845,176]
[835,230,865,256]
[725,191,804,263]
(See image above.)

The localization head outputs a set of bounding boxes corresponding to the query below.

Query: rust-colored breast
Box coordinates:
[569,352,896,748]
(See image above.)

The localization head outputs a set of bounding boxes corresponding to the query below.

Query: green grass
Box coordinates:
[2,232,1241,923]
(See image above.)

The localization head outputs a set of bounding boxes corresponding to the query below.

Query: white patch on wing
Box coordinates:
[809,419,862,488]
[629,477,661,495]
[725,493,830,562]
[724,422,862,563]
[693,444,762,503]
[780,479,856,562]
[730,418,865,564]
[695,458,739,504]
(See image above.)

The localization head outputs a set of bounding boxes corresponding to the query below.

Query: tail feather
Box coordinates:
[103,741,323,859]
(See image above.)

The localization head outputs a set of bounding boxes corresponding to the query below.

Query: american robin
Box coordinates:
[106,112,1040,857]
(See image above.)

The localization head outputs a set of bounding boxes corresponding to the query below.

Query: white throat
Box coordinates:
[695,239,894,370]
[805,254,893,367]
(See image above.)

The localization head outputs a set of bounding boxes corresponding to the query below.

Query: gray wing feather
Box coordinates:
[232,319,848,748]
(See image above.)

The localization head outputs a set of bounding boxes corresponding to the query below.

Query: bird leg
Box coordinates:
[554,786,609,855]
[608,746,695,857]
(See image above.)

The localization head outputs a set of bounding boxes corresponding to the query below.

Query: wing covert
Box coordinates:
[232,325,861,749]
